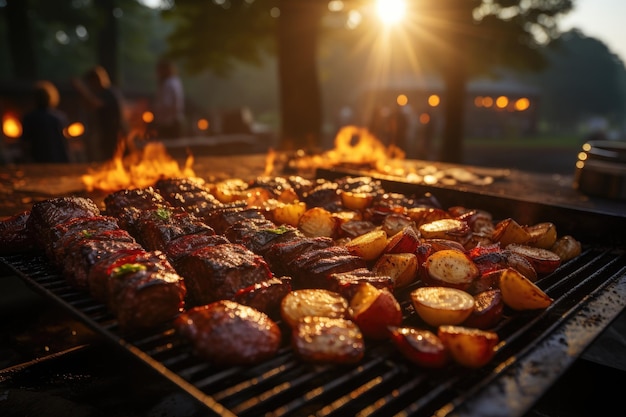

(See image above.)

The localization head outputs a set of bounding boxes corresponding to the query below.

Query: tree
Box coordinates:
[163,0,574,157]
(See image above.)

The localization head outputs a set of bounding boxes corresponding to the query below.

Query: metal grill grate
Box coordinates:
[2,245,626,417]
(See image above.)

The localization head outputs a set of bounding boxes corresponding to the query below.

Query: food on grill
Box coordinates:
[422,238,465,253]
[0,210,36,254]
[340,189,375,211]
[154,177,221,217]
[202,206,264,234]
[326,268,394,300]
[524,221,558,249]
[437,325,499,368]
[175,300,282,366]
[49,215,121,263]
[463,289,504,329]
[224,217,303,256]
[344,229,388,261]
[372,253,419,288]
[411,287,475,327]
[26,196,101,247]
[268,201,307,227]
[491,218,532,247]
[298,206,338,238]
[388,326,450,368]
[383,225,420,254]
[103,187,170,233]
[263,236,334,276]
[233,276,292,319]
[175,243,273,306]
[291,316,364,364]
[498,268,554,310]
[286,245,366,289]
[550,235,582,261]
[280,289,349,328]
[164,232,229,267]
[422,249,481,290]
[505,243,562,275]
[349,282,403,340]
[418,218,472,244]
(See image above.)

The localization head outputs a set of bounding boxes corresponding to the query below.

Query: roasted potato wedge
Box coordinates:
[340,190,375,211]
[372,253,419,288]
[423,249,480,290]
[438,325,499,368]
[506,244,561,276]
[381,213,415,237]
[384,225,420,254]
[410,286,475,327]
[551,235,582,262]
[298,207,338,238]
[349,282,403,339]
[292,316,365,364]
[525,222,558,249]
[271,201,307,227]
[406,207,450,227]
[280,289,349,328]
[389,326,449,368]
[491,218,531,247]
[463,289,504,329]
[344,229,388,261]
[498,268,553,310]
[419,219,470,242]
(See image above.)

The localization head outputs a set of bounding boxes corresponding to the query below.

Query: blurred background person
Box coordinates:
[72,65,128,162]
[154,58,185,139]
[19,80,70,163]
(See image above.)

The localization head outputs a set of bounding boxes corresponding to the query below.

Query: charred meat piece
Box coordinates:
[264,236,334,276]
[303,180,341,211]
[48,216,120,263]
[286,245,366,288]
[291,316,364,364]
[175,243,273,306]
[62,233,142,290]
[154,177,222,216]
[134,207,215,251]
[53,227,135,268]
[104,187,170,233]
[165,232,230,267]
[202,206,265,235]
[26,197,100,247]
[107,261,187,331]
[225,218,304,256]
[233,276,292,319]
[0,211,36,254]
[175,300,282,366]
[327,268,394,300]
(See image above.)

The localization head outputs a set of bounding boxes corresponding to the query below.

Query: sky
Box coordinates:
[559,0,626,62]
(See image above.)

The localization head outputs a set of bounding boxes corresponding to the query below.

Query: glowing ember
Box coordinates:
[82,142,196,192]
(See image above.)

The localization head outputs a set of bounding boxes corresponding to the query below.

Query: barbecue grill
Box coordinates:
[2,155,626,417]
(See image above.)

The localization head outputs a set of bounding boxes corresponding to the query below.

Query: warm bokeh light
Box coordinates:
[376,0,406,25]
[428,94,440,107]
[65,122,85,138]
[197,118,210,131]
[474,96,483,107]
[482,96,494,108]
[142,111,154,123]
[419,113,431,124]
[495,96,509,109]
[2,114,22,138]
[582,143,592,151]
[396,94,408,106]
[514,97,530,111]
[577,151,588,161]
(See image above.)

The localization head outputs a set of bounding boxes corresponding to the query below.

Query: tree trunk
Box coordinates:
[276,0,324,151]
[438,48,468,164]
[5,0,37,79]
[94,0,119,84]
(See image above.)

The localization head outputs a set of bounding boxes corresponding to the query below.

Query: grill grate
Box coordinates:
[2,245,626,417]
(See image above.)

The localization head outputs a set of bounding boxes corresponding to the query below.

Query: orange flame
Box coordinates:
[82,141,196,192]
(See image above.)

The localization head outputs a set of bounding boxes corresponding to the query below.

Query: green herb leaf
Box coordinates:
[81,229,94,238]
[155,207,172,221]
[111,263,147,278]
[265,224,291,234]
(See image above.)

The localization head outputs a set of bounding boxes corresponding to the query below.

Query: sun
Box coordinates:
[376,0,407,25]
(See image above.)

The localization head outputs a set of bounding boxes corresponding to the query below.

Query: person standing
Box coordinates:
[72,66,128,162]
[154,58,185,138]
[20,80,70,163]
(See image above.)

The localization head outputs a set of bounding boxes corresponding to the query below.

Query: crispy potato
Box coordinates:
[349,282,403,339]
[491,218,531,247]
[389,326,449,368]
[506,244,561,276]
[340,190,375,211]
[498,268,553,311]
[381,213,415,237]
[213,178,249,203]
[467,269,504,294]
[422,238,466,253]
[423,249,480,290]
[463,289,504,329]
[406,207,450,227]
[551,235,582,262]
[504,251,538,282]
[344,229,388,261]
[372,253,419,289]
[419,219,470,242]
[271,201,307,227]
[280,289,349,328]
[525,222,558,249]
[384,225,420,254]
[292,316,364,364]
[298,207,338,238]
[410,286,475,327]
[438,325,499,368]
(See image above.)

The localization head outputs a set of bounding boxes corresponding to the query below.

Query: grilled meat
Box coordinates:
[303,180,342,212]
[49,216,121,264]
[0,211,36,254]
[154,177,222,218]
[165,232,230,267]
[175,300,282,366]
[264,236,334,276]
[175,243,273,306]
[26,197,101,247]
[224,217,304,256]
[233,276,292,319]
[286,245,367,289]
[134,207,215,252]
[327,268,394,300]
[202,206,265,235]
[104,187,170,234]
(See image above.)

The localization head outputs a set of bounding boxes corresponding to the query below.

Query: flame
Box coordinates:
[82,141,196,192]
[264,148,276,176]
